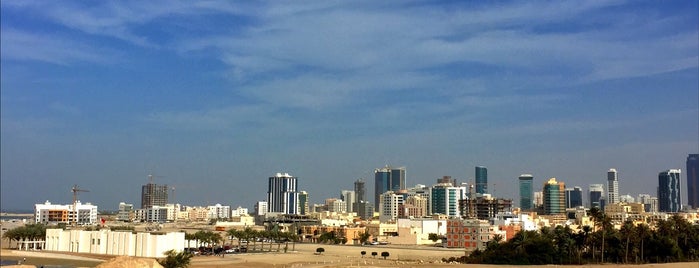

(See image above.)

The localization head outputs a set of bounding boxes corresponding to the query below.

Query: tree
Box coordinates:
[428,233,440,242]
[316,247,325,254]
[358,232,371,244]
[158,249,193,268]
[371,251,378,258]
[381,251,390,259]
[361,251,366,258]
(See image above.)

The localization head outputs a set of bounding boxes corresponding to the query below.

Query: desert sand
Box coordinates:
[2,244,698,268]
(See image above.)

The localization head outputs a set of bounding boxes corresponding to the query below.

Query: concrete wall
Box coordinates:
[45,229,185,258]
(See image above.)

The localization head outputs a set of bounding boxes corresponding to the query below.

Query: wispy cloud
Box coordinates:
[1,28,114,65]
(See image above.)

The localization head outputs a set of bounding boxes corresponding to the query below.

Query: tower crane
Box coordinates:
[71,185,89,226]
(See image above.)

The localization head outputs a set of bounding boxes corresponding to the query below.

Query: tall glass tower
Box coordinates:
[565,186,583,208]
[607,169,619,204]
[543,178,565,215]
[267,172,299,215]
[687,154,699,209]
[658,169,681,212]
[589,184,604,208]
[374,166,406,211]
[518,174,534,210]
[475,166,488,194]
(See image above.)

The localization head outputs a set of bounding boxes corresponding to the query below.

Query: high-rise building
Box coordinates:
[374,166,406,211]
[589,184,604,208]
[354,178,366,202]
[298,191,309,215]
[141,180,169,209]
[518,174,534,210]
[356,201,374,220]
[341,190,356,212]
[687,154,699,209]
[475,166,488,194]
[533,191,543,208]
[607,169,619,204]
[431,182,466,218]
[379,191,403,222]
[565,186,583,208]
[543,178,565,215]
[267,172,299,215]
[658,169,681,212]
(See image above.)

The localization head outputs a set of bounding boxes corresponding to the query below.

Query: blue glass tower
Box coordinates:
[475,166,488,195]
[518,174,534,210]
[658,169,681,212]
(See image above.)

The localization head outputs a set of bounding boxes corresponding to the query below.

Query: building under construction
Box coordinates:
[459,196,512,220]
[141,183,168,209]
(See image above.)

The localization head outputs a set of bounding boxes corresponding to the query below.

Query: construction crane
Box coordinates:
[71,185,89,226]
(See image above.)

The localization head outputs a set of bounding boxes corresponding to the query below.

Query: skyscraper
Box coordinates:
[589,184,604,208]
[374,166,406,211]
[298,191,309,215]
[543,178,565,215]
[607,169,619,204]
[267,172,299,215]
[565,186,583,208]
[341,190,356,212]
[431,182,466,218]
[658,169,681,212]
[141,176,168,209]
[475,166,488,194]
[518,174,534,210]
[687,154,699,209]
[354,178,366,202]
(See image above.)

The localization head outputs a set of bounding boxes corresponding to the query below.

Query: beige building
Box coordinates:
[446,219,504,253]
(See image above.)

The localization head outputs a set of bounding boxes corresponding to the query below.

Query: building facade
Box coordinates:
[518,174,534,210]
[117,202,134,222]
[341,190,356,212]
[543,178,565,215]
[658,169,681,212]
[565,186,583,208]
[379,191,403,222]
[141,183,168,209]
[298,191,309,215]
[267,173,299,215]
[431,183,466,218]
[35,201,98,226]
[687,154,699,209]
[607,169,619,204]
[475,166,488,195]
[45,229,185,258]
[589,184,604,208]
[374,166,406,211]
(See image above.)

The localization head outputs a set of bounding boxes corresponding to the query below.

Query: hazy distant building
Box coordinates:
[267,172,299,215]
[533,191,543,207]
[374,166,406,211]
[589,184,604,208]
[638,194,658,213]
[298,191,309,215]
[401,195,428,218]
[518,174,534,210]
[117,202,134,222]
[438,176,456,186]
[341,190,356,212]
[658,169,681,212]
[141,181,168,209]
[687,154,699,209]
[543,178,565,215]
[354,178,366,201]
[356,201,374,220]
[619,194,635,203]
[475,166,488,194]
[607,169,619,204]
[565,186,583,208]
[207,204,230,219]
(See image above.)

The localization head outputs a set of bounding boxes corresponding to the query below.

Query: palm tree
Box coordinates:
[158,249,193,268]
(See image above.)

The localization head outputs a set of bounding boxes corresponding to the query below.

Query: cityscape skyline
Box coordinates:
[1,1,698,211]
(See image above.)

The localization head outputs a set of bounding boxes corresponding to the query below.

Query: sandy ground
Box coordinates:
[2,244,698,268]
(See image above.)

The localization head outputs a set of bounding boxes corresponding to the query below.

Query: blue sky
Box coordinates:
[1,1,697,211]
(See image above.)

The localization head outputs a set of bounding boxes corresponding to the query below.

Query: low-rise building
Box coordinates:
[446,218,504,253]
[35,201,98,226]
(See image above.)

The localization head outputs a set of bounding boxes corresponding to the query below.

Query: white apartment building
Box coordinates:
[379,191,403,222]
[254,201,268,216]
[230,206,249,217]
[135,206,168,223]
[35,201,98,226]
[329,199,347,213]
[117,202,134,222]
[207,204,231,219]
